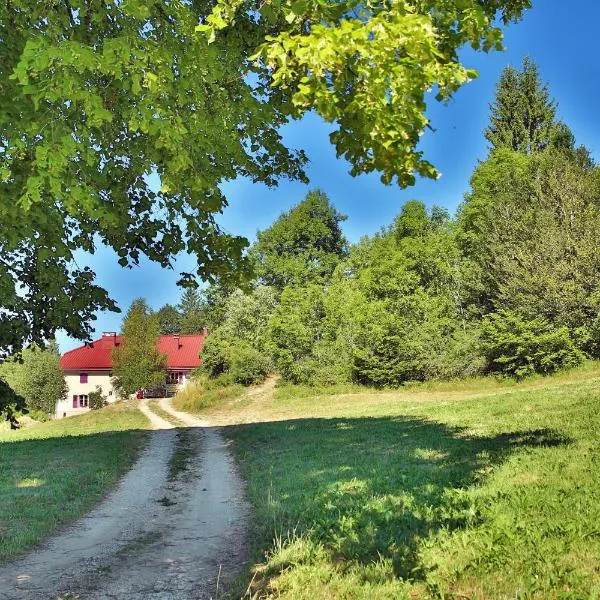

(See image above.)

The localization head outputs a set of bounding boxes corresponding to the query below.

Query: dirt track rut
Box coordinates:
[0,399,249,600]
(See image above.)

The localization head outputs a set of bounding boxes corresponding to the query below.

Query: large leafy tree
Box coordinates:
[252,189,348,289]
[112,298,167,395]
[459,148,600,342]
[1,0,529,354]
[0,342,67,417]
[201,0,530,185]
[0,0,302,355]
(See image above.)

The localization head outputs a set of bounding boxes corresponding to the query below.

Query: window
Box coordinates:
[73,395,89,408]
[80,372,88,384]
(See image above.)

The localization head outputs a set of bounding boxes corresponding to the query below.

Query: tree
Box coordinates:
[485,57,558,154]
[201,286,277,383]
[156,304,182,335]
[481,310,583,378]
[177,289,206,334]
[1,0,529,354]
[459,148,600,341]
[252,190,348,289]
[112,299,167,396]
[201,0,530,186]
[0,344,67,418]
[0,378,25,428]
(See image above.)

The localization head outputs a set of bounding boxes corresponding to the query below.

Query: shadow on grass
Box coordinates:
[222,416,570,581]
[1,430,147,562]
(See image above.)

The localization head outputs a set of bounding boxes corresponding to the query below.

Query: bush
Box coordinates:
[89,386,108,410]
[279,339,352,386]
[227,341,271,385]
[481,310,583,378]
[202,334,270,385]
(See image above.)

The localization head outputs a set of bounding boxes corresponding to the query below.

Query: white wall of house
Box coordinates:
[57,369,194,418]
[56,370,117,418]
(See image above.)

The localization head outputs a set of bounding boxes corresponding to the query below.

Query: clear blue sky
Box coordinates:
[57,0,600,351]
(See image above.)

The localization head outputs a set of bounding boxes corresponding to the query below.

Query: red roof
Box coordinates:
[60,333,205,371]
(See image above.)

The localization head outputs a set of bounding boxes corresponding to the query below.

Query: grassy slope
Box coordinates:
[0,402,149,562]
[179,364,600,599]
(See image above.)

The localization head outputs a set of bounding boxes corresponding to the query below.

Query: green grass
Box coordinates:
[183,365,600,598]
[172,377,244,413]
[146,399,187,427]
[0,402,149,562]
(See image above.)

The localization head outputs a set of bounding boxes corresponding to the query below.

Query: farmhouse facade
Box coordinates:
[58,331,205,418]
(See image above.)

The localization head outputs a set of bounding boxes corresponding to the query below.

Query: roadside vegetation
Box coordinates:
[172,375,244,414]
[189,59,600,394]
[177,364,600,598]
[0,402,149,561]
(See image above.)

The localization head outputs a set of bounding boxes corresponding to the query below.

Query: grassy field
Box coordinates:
[178,364,600,598]
[0,402,149,562]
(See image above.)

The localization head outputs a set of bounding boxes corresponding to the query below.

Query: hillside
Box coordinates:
[175,364,600,598]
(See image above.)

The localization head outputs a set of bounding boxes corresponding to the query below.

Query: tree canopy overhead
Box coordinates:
[1,0,530,354]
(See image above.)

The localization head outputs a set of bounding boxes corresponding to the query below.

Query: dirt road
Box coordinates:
[0,400,249,600]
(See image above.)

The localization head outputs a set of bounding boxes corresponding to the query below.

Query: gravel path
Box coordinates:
[0,399,249,600]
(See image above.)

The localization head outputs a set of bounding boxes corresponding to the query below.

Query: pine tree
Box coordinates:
[156,304,182,335]
[485,57,557,155]
[177,288,206,334]
[112,299,167,396]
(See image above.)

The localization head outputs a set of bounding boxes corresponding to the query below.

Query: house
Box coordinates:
[57,331,206,418]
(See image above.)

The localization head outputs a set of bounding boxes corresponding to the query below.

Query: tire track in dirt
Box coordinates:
[0,399,249,600]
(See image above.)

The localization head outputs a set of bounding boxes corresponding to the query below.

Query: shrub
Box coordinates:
[481,310,583,378]
[280,339,352,386]
[227,341,271,385]
[202,335,270,385]
[89,386,108,410]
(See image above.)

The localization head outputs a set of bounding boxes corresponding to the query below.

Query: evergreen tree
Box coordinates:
[252,189,348,289]
[485,57,557,155]
[112,299,167,396]
[156,304,182,335]
[177,288,206,334]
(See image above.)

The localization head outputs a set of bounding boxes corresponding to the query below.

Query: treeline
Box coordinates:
[199,58,600,386]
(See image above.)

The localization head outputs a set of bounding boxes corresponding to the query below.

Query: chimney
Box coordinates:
[102,332,117,346]
[174,335,182,349]
[202,326,209,336]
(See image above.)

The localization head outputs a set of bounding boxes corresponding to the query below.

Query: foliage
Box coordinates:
[88,386,108,410]
[155,304,182,335]
[324,202,479,386]
[481,310,583,378]
[200,0,530,186]
[485,57,558,154]
[266,284,346,384]
[0,377,25,429]
[459,148,600,336]
[0,0,310,355]
[112,299,167,396]
[252,190,348,288]
[201,286,277,383]
[0,343,67,417]
[177,288,206,334]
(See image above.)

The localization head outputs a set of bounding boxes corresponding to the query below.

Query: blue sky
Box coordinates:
[57,0,600,351]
